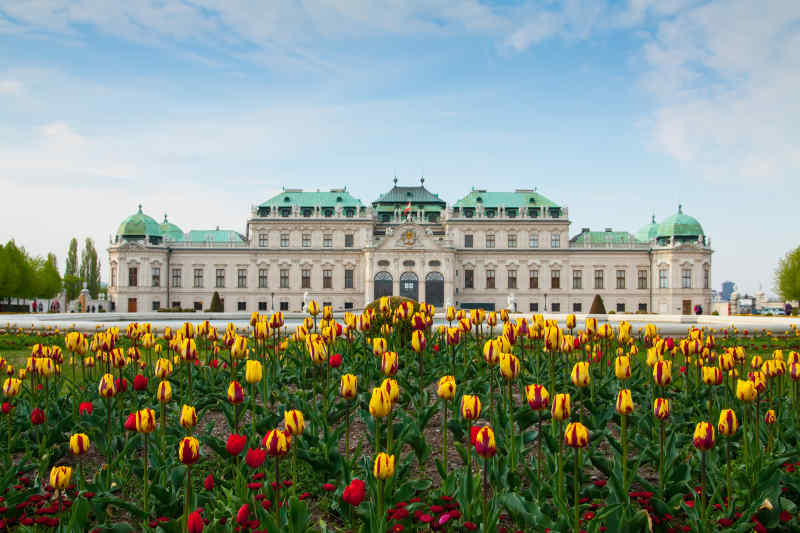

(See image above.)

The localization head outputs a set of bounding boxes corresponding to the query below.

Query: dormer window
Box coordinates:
[476,197,483,203]
[284,196,291,202]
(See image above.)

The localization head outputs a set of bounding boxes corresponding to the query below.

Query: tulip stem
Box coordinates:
[442,399,447,466]
[574,449,580,533]
[701,451,707,529]
[274,458,280,522]
[345,406,351,463]
[482,457,488,531]
[292,442,297,498]
[659,420,665,498]
[184,467,191,533]
[143,433,149,513]
[621,413,627,492]
[377,478,384,528]
[725,439,732,516]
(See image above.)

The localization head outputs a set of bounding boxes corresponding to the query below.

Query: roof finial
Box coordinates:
[651,213,656,223]
[138,203,142,213]
[164,213,168,223]
[420,176,424,186]
[393,176,397,186]
[678,204,683,214]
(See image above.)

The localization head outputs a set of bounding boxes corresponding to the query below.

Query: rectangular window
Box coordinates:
[302,233,311,248]
[111,266,117,287]
[280,269,289,289]
[323,269,332,289]
[258,302,268,311]
[301,269,311,289]
[171,268,182,288]
[573,302,582,312]
[128,267,138,287]
[258,233,268,247]
[486,269,495,289]
[551,233,561,248]
[344,269,354,289]
[279,301,289,311]
[323,234,332,248]
[344,302,353,310]
[215,269,225,288]
[507,270,517,289]
[529,269,539,289]
[638,270,648,290]
[616,270,626,290]
[507,234,517,248]
[594,269,604,290]
[572,270,582,290]
[530,302,539,312]
[551,302,561,312]
[280,233,289,247]
[344,234,354,248]
[681,269,692,289]
[464,234,473,248]
[464,269,474,289]
[659,269,669,289]
[194,301,202,311]
[323,302,332,309]
[193,268,203,288]
[151,267,160,287]
[486,234,495,248]
[171,301,180,309]
[703,267,709,289]
[258,269,268,289]
[152,301,160,311]
[237,301,246,311]
[638,303,648,312]
[551,269,560,289]
[616,303,626,313]
[529,233,539,248]
[237,269,247,288]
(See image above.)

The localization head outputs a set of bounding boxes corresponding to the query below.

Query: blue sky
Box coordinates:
[1,1,798,295]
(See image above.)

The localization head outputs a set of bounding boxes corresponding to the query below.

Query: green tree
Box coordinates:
[4,241,34,301]
[775,245,800,303]
[80,238,101,298]
[37,253,62,299]
[64,238,81,301]
[589,294,607,314]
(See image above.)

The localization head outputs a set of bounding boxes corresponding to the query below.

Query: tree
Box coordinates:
[208,291,223,312]
[4,241,34,301]
[589,294,607,314]
[64,238,80,301]
[37,253,62,299]
[80,238,101,299]
[775,245,800,303]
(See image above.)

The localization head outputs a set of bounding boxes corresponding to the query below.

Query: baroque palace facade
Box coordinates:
[108,180,713,315]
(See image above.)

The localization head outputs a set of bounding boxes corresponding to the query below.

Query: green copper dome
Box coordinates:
[117,205,163,241]
[635,214,659,242]
[160,214,184,242]
[656,205,704,240]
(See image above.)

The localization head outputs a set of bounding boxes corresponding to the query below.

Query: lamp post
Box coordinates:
[544,293,548,312]
[271,292,275,312]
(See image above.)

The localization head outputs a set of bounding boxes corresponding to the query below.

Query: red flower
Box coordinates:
[342,479,366,506]
[1,402,12,415]
[226,434,247,456]
[124,412,137,431]
[464,523,478,531]
[470,426,481,446]
[209,359,220,369]
[433,344,439,352]
[114,378,128,393]
[419,514,433,523]
[244,448,266,469]
[780,511,792,523]
[79,402,93,415]
[187,510,204,533]
[322,483,335,492]
[236,504,249,525]
[30,408,45,425]
[203,474,214,491]
[328,353,342,368]
[133,374,148,391]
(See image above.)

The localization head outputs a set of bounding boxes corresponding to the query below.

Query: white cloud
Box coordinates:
[0,79,22,94]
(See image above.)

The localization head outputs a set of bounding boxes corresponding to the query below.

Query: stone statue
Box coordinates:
[302,291,309,311]
[507,293,516,312]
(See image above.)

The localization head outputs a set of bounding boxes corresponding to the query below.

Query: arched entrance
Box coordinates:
[374,271,393,300]
[399,271,419,301]
[425,271,444,307]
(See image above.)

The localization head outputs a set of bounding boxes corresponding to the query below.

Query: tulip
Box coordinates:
[551,393,571,421]
[157,380,172,403]
[369,387,391,419]
[178,436,200,465]
[436,375,456,400]
[764,409,776,425]
[132,374,148,391]
[614,356,631,380]
[284,410,305,436]
[340,374,357,399]
[264,428,289,457]
[328,353,342,368]
[460,395,482,420]
[237,503,250,526]
[179,405,197,430]
[2,377,21,397]
[245,447,266,469]
[154,358,173,378]
[307,300,320,317]
[69,433,90,455]
[342,478,366,506]
[187,510,204,533]
[564,422,589,448]
[653,360,672,387]
[226,433,246,456]
[570,362,590,388]
[98,373,117,398]
[124,412,137,431]
[30,407,45,425]
[381,378,399,404]
[474,425,497,459]
[372,337,387,357]
[49,465,71,490]
[227,381,245,404]
[615,389,634,415]
[499,353,520,381]
[135,408,156,433]
[381,351,399,376]
[736,379,757,402]
[692,421,715,523]
[244,360,262,384]
[373,452,395,523]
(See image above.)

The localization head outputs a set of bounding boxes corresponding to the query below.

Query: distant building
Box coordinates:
[721,281,735,301]
[107,181,713,314]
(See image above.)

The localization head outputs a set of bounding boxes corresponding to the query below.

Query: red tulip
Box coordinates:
[328,353,342,368]
[1,402,12,415]
[124,412,137,431]
[244,448,266,469]
[79,402,93,415]
[322,483,335,492]
[133,374,148,391]
[236,503,249,526]
[342,478,366,506]
[209,359,220,369]
[226,434,247,456]
[203,474,214,491]
[30,408,45,425]
[114,377,128,393]
[187,510,204,533]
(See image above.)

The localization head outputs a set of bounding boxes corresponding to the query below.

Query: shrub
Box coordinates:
[712,311,719,316]
[588,295,607,314]
[208,292,224,312]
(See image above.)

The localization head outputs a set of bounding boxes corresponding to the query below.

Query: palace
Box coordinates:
[108,180,712,315]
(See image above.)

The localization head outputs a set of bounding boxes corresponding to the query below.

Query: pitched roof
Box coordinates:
[570,229,639,245]
[187,229,246,243]
[453,189,560,209]
[373,184,445,205]
[259,189,364,208]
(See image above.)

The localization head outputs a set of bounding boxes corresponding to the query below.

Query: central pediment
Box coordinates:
[372,224,453,252]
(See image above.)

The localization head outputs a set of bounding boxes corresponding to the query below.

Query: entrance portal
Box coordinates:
[424,271,444,307]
